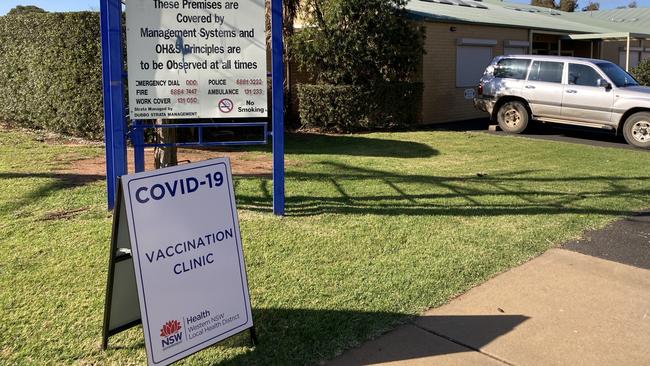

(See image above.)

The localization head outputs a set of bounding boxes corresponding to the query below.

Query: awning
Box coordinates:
[562,32,650,71]
[564,32,650,41]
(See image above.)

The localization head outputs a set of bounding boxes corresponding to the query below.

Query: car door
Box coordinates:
[522,60,565,119]
[561,63,615,125]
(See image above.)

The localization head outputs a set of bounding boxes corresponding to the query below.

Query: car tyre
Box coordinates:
[622,112,650,149]
[497,101,529,134]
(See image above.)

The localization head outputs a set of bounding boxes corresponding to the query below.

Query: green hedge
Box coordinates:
[631,59,650,86]
[297,83,423,132]
[0,12,104,139]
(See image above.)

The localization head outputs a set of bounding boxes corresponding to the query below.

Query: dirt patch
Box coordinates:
[58,148,287,180]
[38,207,90,221]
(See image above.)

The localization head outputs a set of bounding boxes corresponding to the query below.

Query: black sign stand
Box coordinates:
[102,179,141,350]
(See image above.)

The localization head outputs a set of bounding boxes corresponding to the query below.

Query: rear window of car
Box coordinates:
[528,61,564,83]
[494,58,531,80]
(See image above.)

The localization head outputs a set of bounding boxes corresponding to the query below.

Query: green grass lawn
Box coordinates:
[1,127,649,365]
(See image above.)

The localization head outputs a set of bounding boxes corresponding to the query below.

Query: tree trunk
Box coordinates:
[154,119,177,169]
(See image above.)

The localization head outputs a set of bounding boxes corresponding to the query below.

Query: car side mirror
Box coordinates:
[598,79,612,90]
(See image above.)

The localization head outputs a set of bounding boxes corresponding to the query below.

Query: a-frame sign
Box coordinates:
[102,159,256,365]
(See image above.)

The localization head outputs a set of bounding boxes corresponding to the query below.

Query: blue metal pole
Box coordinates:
[271,0,285,216]
[100,0,128,210]
[133,121,145,173]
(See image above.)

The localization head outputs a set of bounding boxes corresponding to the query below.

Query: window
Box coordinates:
[494,58,531,80]
[568,64,602,87]
[619,50,641,68]
[619,50,650,69]
[456,46,493,87]
[596,62,639,87]
[528,61,563,83]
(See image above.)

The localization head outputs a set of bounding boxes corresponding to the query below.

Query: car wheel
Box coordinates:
[497,101,529,134]
[622,112,650,149]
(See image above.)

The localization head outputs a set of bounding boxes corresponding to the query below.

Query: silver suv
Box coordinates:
[474,55,650,149]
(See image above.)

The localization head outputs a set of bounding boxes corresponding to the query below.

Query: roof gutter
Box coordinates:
[406,11,609,35]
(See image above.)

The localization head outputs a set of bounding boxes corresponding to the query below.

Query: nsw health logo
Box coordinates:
[160,320,183,349]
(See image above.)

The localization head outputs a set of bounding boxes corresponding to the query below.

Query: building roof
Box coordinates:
[405,0,648,34]
[574,8,650,34]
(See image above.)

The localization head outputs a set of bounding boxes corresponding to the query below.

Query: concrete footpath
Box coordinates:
[328,212,650,366]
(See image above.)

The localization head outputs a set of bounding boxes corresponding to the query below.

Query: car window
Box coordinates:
[528,61,563,83]
[494,58,531,80]
[568,64,602,87]
[596,62,639,87]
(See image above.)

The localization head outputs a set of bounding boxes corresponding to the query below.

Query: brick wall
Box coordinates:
[420,22,529,124]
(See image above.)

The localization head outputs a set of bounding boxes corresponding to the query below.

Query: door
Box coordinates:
[562,63,614,125]
[522,60,565,119]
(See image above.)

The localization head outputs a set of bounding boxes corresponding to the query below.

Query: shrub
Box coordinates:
[631,59,650,86]
[0,12,104,139]
[7,5,46,16]
[297,82,422,132]
[292,0,424,131]
[292,0,424,85]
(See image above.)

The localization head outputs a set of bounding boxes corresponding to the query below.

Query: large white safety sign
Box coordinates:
[121,158,253,365]
[126,0,267,119]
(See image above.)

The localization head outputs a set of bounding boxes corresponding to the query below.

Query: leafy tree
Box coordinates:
[530,0,578,11]
[265,0,301,46]
[265,0,301,116]
[531,0,556,9]
[7,5,46,16]
[631,59,650,86]
[558,0,577,11]
[582,2,600,11]
[292,0,424,85]
[617,1,637,8]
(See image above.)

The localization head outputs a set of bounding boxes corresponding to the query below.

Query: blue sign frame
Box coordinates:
[100,0,285,216]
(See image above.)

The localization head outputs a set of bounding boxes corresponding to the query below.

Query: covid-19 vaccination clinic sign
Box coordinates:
[126,0,267,119]
[122,158,253,365]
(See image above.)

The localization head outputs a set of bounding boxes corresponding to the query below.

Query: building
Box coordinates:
[404,0,650,124]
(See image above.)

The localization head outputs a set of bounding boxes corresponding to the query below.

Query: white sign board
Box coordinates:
[126,0,267,119]
[122,158,253,366]
[464,88,476,100]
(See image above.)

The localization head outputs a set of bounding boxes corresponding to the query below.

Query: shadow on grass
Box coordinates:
[236,162,650,217]
[186,133,439,158]
[216,308,528,365]
[0,172,104,212]
[285,133,439,158]
[0,132,436,212]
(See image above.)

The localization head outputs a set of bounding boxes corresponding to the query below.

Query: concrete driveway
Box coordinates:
[431,119,647,151]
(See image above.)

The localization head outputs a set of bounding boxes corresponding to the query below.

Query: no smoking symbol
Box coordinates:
[218,98,234,113]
